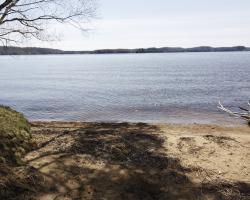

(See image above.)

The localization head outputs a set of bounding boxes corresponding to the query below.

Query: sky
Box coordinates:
[30,0,250,50]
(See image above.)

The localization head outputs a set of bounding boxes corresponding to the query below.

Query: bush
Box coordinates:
[0,106,31,165]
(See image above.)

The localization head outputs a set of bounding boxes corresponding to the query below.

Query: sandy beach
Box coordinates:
[6,121,246,200]
[1,1,249,200]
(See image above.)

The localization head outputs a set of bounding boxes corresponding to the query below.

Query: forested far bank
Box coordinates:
[0,46,249,55]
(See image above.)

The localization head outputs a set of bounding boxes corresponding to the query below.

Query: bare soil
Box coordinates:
[1,122,250,200]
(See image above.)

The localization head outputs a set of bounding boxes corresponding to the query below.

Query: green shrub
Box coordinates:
[0,106,31,165]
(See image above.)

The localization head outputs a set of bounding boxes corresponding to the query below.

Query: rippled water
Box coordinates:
[0,52,250,124]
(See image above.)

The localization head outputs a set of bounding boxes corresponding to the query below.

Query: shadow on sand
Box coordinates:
[1,122,250,200]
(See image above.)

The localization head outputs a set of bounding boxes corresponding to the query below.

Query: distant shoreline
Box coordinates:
[0,45,249,55]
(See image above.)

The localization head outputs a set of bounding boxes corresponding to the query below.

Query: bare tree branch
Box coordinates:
[218,101,250,124]
[0,0,97,44]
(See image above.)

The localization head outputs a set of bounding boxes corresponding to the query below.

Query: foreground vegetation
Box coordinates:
[0,106,42,199]
[0,106,31,164]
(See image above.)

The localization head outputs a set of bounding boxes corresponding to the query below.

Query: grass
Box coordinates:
[0,105,31,164]
[0,106,47,200]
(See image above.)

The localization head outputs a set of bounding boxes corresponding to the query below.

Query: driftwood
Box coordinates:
[218,101,250,124]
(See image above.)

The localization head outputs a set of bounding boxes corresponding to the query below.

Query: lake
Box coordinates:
[0,52,250,124]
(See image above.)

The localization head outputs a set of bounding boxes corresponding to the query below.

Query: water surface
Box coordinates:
[0,52,249,124]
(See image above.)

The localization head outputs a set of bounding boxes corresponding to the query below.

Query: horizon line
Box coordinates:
[1,45,249,52]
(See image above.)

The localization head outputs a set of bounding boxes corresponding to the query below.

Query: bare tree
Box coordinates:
[0,0,97,45]
[218,101,250,125]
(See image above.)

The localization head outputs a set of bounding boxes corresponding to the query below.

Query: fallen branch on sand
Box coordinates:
[218,101,250,124]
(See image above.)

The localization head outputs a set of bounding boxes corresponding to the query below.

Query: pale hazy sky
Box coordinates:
[30,0,250,50]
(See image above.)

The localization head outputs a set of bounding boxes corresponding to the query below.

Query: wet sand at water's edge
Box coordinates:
[9,122,250,199]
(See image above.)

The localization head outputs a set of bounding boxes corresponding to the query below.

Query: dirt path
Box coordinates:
[21,122,250,200]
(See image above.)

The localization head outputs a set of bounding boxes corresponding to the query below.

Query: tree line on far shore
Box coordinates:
[0,46,249,55]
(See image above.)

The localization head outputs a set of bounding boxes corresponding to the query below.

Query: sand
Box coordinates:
[3,122,250,200]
